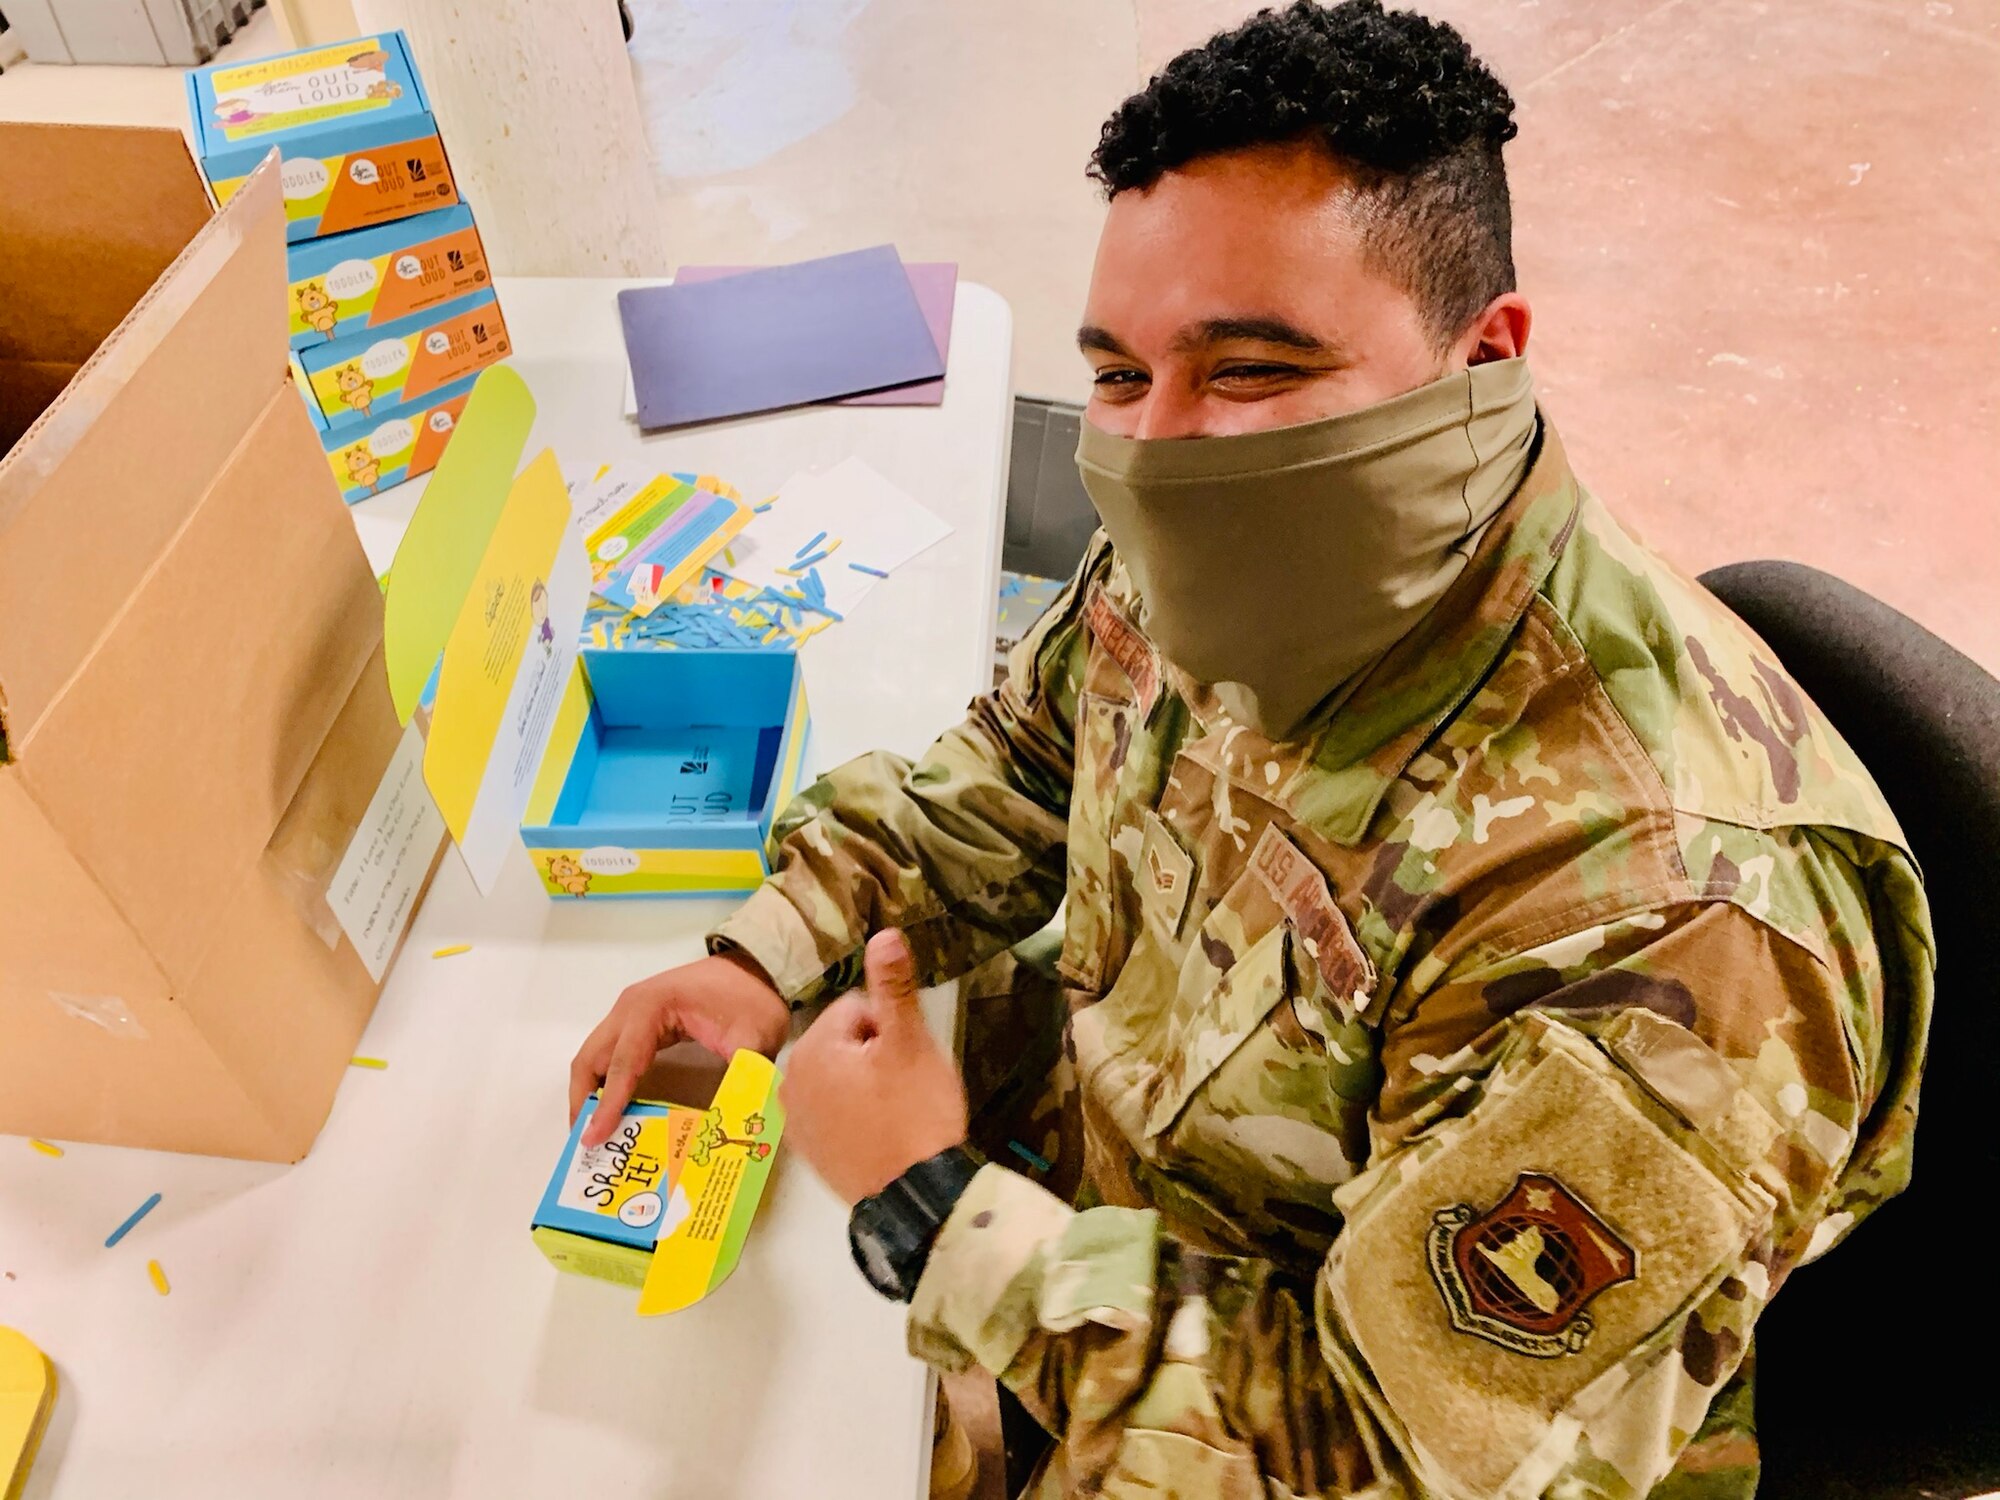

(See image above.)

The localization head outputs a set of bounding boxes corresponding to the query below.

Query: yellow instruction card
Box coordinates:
[384,366,589,895]
[384,364,536,722]
[638,1051,786,1316]
[423,449,590,893]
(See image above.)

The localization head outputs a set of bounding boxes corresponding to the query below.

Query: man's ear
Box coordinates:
[1455,292,1532,366]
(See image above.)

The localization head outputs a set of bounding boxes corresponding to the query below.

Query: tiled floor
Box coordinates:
[3,0,1993,676]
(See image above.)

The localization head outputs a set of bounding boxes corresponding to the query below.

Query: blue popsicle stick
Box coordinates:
[105,1192,162,1248]
[848,563,890,578]
[793,548,833,568]
[794,531,828,557]
[1008,1140,1052,1173]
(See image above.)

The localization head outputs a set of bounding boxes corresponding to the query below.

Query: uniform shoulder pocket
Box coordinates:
[1321,1014,1775,1500]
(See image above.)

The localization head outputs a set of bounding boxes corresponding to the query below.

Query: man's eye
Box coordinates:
[1092,368,1146,388]
[1215,363,1301,382]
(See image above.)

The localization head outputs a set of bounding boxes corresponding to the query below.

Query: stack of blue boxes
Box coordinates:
[186,28,512,501]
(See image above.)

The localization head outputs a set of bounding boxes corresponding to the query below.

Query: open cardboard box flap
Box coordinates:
[0,143,385,985]
[0,127,274,740]
[0,126,438,1160]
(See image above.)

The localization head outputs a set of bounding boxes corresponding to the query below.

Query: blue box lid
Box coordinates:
[186,30,435,180]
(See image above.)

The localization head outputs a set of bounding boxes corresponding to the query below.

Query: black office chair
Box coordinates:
[1698,561,2000,1500]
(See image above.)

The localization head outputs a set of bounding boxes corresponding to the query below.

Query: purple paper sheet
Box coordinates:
[618,244,946,429]
[675,261,957,406]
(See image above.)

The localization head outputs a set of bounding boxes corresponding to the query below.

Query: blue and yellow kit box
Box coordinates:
[298,288,511,430]
[320,373,477,502]
[186,31,458,242]
[521,649,810,899]
[285,204,491,350]
[533,1054,785,1313]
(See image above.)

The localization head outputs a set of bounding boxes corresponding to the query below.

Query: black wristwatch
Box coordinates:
[849,1144,986,1303]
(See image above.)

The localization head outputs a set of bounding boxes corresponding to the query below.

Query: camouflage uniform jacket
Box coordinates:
[710,422,1933,1500]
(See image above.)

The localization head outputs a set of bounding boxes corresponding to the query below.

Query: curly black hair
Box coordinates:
[1090,1,1519,345]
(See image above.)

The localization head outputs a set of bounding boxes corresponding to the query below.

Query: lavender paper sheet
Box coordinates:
[674,261,957,406]
[618,245,946,429]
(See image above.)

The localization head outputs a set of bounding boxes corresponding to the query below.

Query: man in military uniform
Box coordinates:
[570,4,1932,1495]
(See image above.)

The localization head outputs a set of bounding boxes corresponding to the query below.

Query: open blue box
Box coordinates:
[520,648,810,899]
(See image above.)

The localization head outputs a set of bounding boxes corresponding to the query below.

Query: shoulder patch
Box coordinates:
[1323,1016,1775,1499]
[1428,1172,1636,1358]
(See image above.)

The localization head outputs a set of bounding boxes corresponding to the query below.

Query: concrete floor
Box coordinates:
[2,0,1992,670]
[623,0,2000,672]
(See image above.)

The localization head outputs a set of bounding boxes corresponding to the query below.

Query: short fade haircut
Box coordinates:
[1089,0,1519,347]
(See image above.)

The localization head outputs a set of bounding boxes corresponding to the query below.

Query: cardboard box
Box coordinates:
[533,1052,784,1314]
[320,373,477,501]
[0,125,443,1161]
[285,203,492,351]
[520,649,811,900]
[186,31,459,242]
[299,288,511,430]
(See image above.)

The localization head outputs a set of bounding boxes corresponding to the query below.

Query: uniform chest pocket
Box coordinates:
[1143,908,1380,1217]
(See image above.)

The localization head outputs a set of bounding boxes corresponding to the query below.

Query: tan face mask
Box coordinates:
[1075,357,1539,739]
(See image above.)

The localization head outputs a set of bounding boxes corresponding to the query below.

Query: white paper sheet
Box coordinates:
[722,458,953,618]
[327,720,448,981]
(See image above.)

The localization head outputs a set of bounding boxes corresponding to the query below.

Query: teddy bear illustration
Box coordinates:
[296,281,339,338]
[343,444,381,495]
[334,362,375,417]
[366,78,404,100]
[546,854,592,897]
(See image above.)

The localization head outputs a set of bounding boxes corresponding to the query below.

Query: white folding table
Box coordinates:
[0,276,1014,1500]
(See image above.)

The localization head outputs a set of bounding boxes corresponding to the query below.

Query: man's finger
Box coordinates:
[584,1027,656,1147]
[568,1042,608,1124]
[862,929,921,1027]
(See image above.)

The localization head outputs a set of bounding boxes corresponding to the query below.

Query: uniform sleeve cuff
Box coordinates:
[907,1164,1075,1376]
[706,885,845,1004]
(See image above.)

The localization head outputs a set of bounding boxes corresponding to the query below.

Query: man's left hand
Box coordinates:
[779,930,969,1205]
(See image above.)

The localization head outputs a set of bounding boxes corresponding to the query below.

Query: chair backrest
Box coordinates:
[1698,562,2000,1499]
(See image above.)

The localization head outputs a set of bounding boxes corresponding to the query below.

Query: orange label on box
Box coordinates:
[371,224,490,326]
[316,137,458,235]
[401,303,511,405]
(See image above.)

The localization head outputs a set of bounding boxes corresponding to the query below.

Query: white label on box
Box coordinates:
[328,721,447,982]
[581,847,640,876]
[281,157,329,200]
[325,259,378,299]
[361,339,410,377]
[369,418,414,458]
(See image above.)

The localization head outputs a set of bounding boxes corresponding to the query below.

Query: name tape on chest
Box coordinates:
[1085,585,1160,718]
[1249,824,1377,1019]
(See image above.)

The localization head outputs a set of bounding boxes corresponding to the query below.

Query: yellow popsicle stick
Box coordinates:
[26,1140,60,1158]
[431,944,472,959]
[147,1261,170,1296]
[350,1057,388,1070]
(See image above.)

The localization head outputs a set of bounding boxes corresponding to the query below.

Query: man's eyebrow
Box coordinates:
[1172,317,1331,354]
[1076,324,1131,356]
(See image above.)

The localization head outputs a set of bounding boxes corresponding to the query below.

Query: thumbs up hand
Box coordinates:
[779,930,970,1206]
